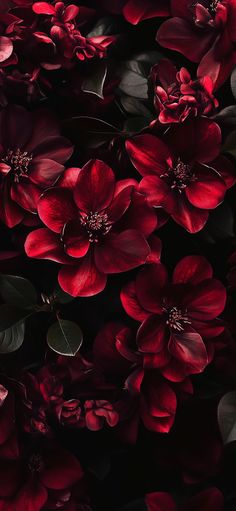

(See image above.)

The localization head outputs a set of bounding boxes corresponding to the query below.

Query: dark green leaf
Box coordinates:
[0,274,37,308]
[82,61,107,99]
[47,319,83,356]
[123,116,150,134]
[0,322,25,353]
[223,129,236,158]
[218,391,236,444]
[0,304,31,331]
[53,284,74,304]
[118,60,148,99]
[87,16,120,37]
[120,96,153,118]
[63,116,119,148]
[213,106,236,126]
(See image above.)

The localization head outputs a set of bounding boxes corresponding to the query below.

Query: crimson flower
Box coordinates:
[0,441,84,511]
[32,1,115,66]
[0,104,73,227]
[145,487,224,511]
[100,0,170,22]
[157,0,236,89]
[121,256,226,381]
[151,59,218,124]
[25,160,156,297]
[126,118,236,232]
[84,400,119,431]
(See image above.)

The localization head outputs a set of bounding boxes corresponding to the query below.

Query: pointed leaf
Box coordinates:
[47,319,83,356]
[0,322,25,353]
[218,391,236,444]
[82,61,107,99]
[0,274,37,308]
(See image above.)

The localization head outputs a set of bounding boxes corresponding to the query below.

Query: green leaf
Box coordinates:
[120,96,153,117]
[82,61,107,99]
[0,304,31,331]
[87,16,120,37]
[218,391,236,444]
[199,202,234,243]
[63,116,119,148]
[223,129,236,158]
[47,319,83,356]
[0,322,25,353]
[118,60,148,99]
[123,116,150,134]
[0,274,37,308]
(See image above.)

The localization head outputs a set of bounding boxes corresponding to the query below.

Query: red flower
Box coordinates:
[0,104,73,227]
[121,256,226,381]
[126,118,236,232]
[84,400,119,431]
[0,441,84,511]
[145,487,224,511]
[32,1,115,67]
[25,160,156,297]
[151,59,218,124]
[157,0,236,89]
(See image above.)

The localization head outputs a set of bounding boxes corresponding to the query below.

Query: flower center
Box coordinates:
[80,211,112,243]
[2,148,32,182]
[165,306,191,332]
[161,158,196,192]
[208,0,219,15]
[28,453,44,473]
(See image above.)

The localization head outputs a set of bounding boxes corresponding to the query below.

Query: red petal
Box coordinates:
[74,159,115,212]
[25,228,70,263]
[211,155,236,189]
[0,184,24,227]
[186,165,226,209]
[126,135,171,177]
[33,136,73,164]
[173,255,213,285]
[137,314,168,355]
[0,37,13,63]
[33,2,56,14]
[11,180,41,213]
[120,281,150,321]
[139,175,175,212]
[168,326,208,373]
[63,220,90,258]
[63,4,80,21]
[38,188,77,233]
[93,322,132,373]
[145,492,177,511]
[136,264,168,313]
[106,185,132,223]
[15,481,48,511]
[58,167,81,190]
[122,190,157,236]
[0,104,32,150]
[58,251,107,297]
[95,230,150,273]
[186,279,226,320]
[172,194,209,233]
[41,448,83,489]
[30,158,64,187]
[182,487,224,511]
[124,0,170,24]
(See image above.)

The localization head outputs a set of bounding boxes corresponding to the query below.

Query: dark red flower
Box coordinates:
[121,256,226,381]
[151,59,218,124]
[126,118,236,232]
[32,1,115,67]
[145,487,224,511]
[157,0,236,89]
[0,104,73,227]
[0,441,84,511]
[25,160,156,297]
[84,400,119,431]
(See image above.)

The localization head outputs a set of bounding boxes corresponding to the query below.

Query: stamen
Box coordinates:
[2,148,32,182]
[165,306,191,332]
[80,211,112,242]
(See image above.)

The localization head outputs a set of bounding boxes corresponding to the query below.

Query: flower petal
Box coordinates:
[168,326,208,374]
[41,448,83,490]
[63,220,90,258]
[58,251,107,297]
[186,280,226,320]
[30,158,64,187]
[126,135,171,177]
[33,136,73,164]
[11,180,41,213]
[38,188,77,233]
[139,175,175,212]
[172,194,209,233]
[25,228,70,263]
[0,37,13,63]
[120,281,150,321]
[173,256,213,285]
[95,230,150,273]
[74,159,115,213]
[186,165,226,209]
[136,264,168,313]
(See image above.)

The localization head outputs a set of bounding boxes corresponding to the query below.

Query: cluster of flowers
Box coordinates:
[0,0,236,509]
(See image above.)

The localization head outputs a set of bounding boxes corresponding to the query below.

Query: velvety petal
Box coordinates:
[38,188,77,233]
[126,135,171,177]
[165,118,221,163]
[33,136,73,164]
[186,279,227,320]
[168,326,208,373]
[124,0,170,24]
[139,175,175,212]
[11,181,41,213]
[106,185,132,223]
[63,220,90,258]
[95,230,150,274]
[157,18,215,62]
[0,37,13,63]
[0,185,24,227]
[26,109,60,151]
[172,194,209,233]
[58,167,81,190]
[146,235,162,264]
[191,318,225,339]
[33,2,56,14]
[182,487,224,511]
[186,165,226,209]
[120,281,150,321]
[173,255,213,285]
[74,159,115,213]
[93,322,132,373]
[140,374,177,432]
[41,448,83,490]
[58,251,107,297]
[15,481,48,511]
[63,4,80,21]
[121,190,157,235]
[145,492,177,511]
[211,155,236,189]
[25,228,70,263]
[137,314,169,356]
[136,264,168,313]
[30,158,64,187]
